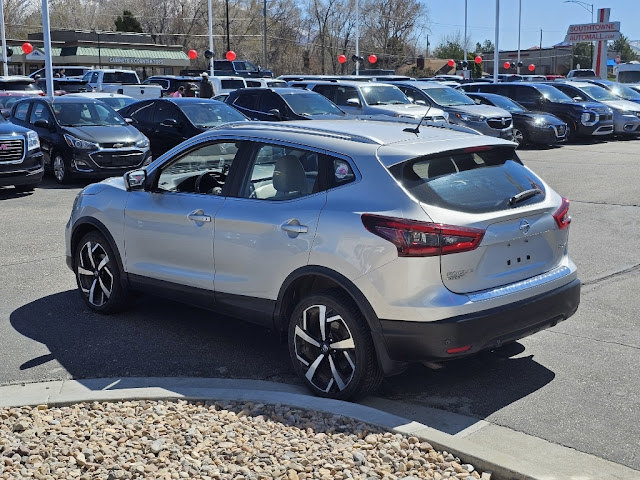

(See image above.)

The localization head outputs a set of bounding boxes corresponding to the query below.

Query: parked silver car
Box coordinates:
[65,120,580,399]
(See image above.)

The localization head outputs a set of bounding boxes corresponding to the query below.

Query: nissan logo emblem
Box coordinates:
[519,219,531,235]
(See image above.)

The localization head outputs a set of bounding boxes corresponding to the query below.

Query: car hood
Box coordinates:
[0,121,32,135]
[518,111,566,125]
[63,125,144,143]
[598,99,640,112]
[446,104,511,118]
[571,101,606,110]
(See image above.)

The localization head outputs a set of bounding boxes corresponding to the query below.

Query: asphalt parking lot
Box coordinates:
[0,137,638,472]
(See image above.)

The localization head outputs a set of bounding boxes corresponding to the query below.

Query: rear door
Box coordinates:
[388,146,569,294]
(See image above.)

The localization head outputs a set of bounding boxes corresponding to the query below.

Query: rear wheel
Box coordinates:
[288,292,382,400]
[74,231,130,313]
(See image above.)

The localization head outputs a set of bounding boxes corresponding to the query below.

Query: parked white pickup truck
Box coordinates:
[82,69,162,99]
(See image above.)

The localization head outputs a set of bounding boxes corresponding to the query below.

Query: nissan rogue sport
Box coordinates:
[65,120,580,399]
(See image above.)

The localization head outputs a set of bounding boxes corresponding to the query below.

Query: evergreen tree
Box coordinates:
[115,10,143,33]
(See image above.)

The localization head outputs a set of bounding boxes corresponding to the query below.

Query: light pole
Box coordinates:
[564,0,594,67]
[463,0,468,78]
[517,0,521,74]
[262,0,267,68]
[0,0,8,75]
[225,0,230,53]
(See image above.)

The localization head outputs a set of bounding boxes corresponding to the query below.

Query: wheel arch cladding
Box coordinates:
[72,217,126,286]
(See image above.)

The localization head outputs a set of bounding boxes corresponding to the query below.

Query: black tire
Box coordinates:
[74,231,131,313]
[14,183,38,192]
[52,152,71,184]
[288,291,382,400]
[512,127,528,147]
[565,121,577,142]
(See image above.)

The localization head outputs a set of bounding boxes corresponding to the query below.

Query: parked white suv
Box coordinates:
[65,120,580,399]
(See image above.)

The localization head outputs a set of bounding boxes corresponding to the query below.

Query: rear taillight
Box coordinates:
[553,197,571,230]
[361,214,485,257]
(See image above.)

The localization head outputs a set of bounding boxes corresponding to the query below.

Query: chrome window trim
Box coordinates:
[468,266,572,302]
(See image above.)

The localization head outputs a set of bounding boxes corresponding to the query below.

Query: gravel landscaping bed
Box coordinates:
[0,400,487,480]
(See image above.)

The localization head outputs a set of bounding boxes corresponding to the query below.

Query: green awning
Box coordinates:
[59,46,188,60]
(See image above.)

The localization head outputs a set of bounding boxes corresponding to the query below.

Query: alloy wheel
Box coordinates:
[53,155,66,183]
[293,304,356,394]
[76,240,114,307]
[513,128,524,146]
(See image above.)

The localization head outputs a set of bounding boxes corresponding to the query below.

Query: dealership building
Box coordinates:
[5,29,191,78]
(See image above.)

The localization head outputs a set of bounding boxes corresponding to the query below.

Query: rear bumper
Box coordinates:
[379,278,580,362]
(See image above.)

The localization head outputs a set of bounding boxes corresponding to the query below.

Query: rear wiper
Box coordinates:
[509,188,542,206]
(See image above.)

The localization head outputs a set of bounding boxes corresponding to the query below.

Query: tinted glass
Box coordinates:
[52,102,126,126]
[29,102,53,124]
[0,81,39,92]
[389,146,545,213]
[535,84,573,103]
[312,84,338,102]
[126,102,155,123]
[513,87,539,103]
[154,102,182,124]
[258,92,285,112]
[13,102,30,121]
[476,94,526,112]
[233,91,260,109]
[245,80,261,87]
[221,79,246,89]
[361,85,409,105]
[619,71,640,83]
[180,102,246,127]
[579,84,618,101]
[421,87,474,106]
[100,96,137,111]
[281,92,344,116]
[103,72,139,84]
[0,96,25,110]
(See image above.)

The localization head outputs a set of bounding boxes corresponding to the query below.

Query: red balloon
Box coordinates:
[188,49,197,60]
[447,59,455,68]
[226,50,236,61]
[503,61,511,69]
[338,54,347,64]
[22,42,33,55]
[528,63,535,72]
[368,54,377,64]
[474,56,482,64]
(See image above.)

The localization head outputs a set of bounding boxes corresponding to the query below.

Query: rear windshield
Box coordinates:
[388,146,546,213]
[221,79,246,89]
[0,81,39,92]
[103,72,139,84]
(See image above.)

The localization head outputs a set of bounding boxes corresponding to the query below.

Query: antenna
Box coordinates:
[403,103,432,135]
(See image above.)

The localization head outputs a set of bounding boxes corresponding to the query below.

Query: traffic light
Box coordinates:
[351,54,364,63]
[204,50,213,59]
[6,47,13,58]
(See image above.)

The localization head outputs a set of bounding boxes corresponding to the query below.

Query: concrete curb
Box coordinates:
[1,377,637,480]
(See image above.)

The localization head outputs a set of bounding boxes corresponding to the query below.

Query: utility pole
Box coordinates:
[426,34,430,57]
[493,0,499,83]
[207,0,214,75]
[0,0,8,75]
[517,0,521,74]
[355,0,359,75]
[225,0,230,52]
[262,0,267,68]
[463,0,468,78]
[539,29,542,68]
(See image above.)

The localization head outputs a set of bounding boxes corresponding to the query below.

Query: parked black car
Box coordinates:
[0,116,43,191]
[459,82,614,139]
[118,98,247,159]
[225,87,347,121]
[10,96,151,184]
[466,92,567,146]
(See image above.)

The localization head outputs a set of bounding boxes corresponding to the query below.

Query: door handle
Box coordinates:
[188,209,211,223]
[281,220,308,235]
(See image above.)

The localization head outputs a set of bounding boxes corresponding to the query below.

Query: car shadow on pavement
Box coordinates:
[11,290,555,432]
[10,290,298,386]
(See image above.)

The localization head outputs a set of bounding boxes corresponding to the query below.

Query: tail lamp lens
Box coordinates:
[361,214,485,257]
[553,197,571,230]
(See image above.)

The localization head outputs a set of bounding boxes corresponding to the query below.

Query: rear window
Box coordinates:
[221,79,246,89]
[388,146,546,213]
[103,72,139,84]
[0,80,39,92]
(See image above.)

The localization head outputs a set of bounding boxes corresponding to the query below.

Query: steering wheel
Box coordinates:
[195,171,225,194]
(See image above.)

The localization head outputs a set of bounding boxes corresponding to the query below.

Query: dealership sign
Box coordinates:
[564,22,621,43]
[109,57,165,65]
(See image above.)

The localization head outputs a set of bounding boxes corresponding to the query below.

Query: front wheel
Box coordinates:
[74,231,130,313]
[512,127,527,147]
[288,292,382,400]
[53,153,71,184]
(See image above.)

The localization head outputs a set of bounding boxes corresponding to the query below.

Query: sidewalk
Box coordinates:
[0,377,637,480]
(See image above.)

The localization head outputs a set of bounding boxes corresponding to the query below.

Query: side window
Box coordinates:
[312,85,336,102]
[128,102,155,123]
[335,86,359,106]
[13,101,30,121]
[241,145,320,201]
[258,92,285,113]
[28,102,52,124]
[91,72,99,83]
[513,87,539,103]
[327,156,356,188]
[154,102,181,124]
[156,141,241,195]
[233,92,260,110]
[245,80,261,87]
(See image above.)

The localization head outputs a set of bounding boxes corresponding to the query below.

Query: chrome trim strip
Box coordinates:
[592,125,614,135]
[468,266,572,302]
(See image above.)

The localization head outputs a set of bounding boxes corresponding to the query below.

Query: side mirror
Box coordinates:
[160,118,178,127]
[414,99,427,106]
[573,96,583,102]
[346,98,361,107]
[267,108,282,120]
[33,119,51,129]
[124,117,134,124]
[124,169,146,191]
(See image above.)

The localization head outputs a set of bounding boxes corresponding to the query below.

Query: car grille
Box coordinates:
[100,141,136,148]
[90,151,145,168]
[600,114,613,121]
[487,117,512,129]
[0,138,25,163]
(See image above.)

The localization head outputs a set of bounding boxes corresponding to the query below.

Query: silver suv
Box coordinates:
[65,120,580,399]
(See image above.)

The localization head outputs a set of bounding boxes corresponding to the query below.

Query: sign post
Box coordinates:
[564,9,619,78]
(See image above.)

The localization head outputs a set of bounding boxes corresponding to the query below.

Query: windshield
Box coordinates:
[0,81,39,92]
[422,87,474,106]
[537,84,574,103]
[361,85,410,105]
[618,71,640,83]
[389,146,545,213]
[180,102,246,128]
[283,92,345,116]
[478,95,525,113]
[578,84,618,101]
[608,83,640,100]
[53,102,127,127]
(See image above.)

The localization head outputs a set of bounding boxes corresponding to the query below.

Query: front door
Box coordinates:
[123,140,244,293]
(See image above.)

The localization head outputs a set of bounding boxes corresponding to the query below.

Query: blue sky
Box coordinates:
[422,0,640,51]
